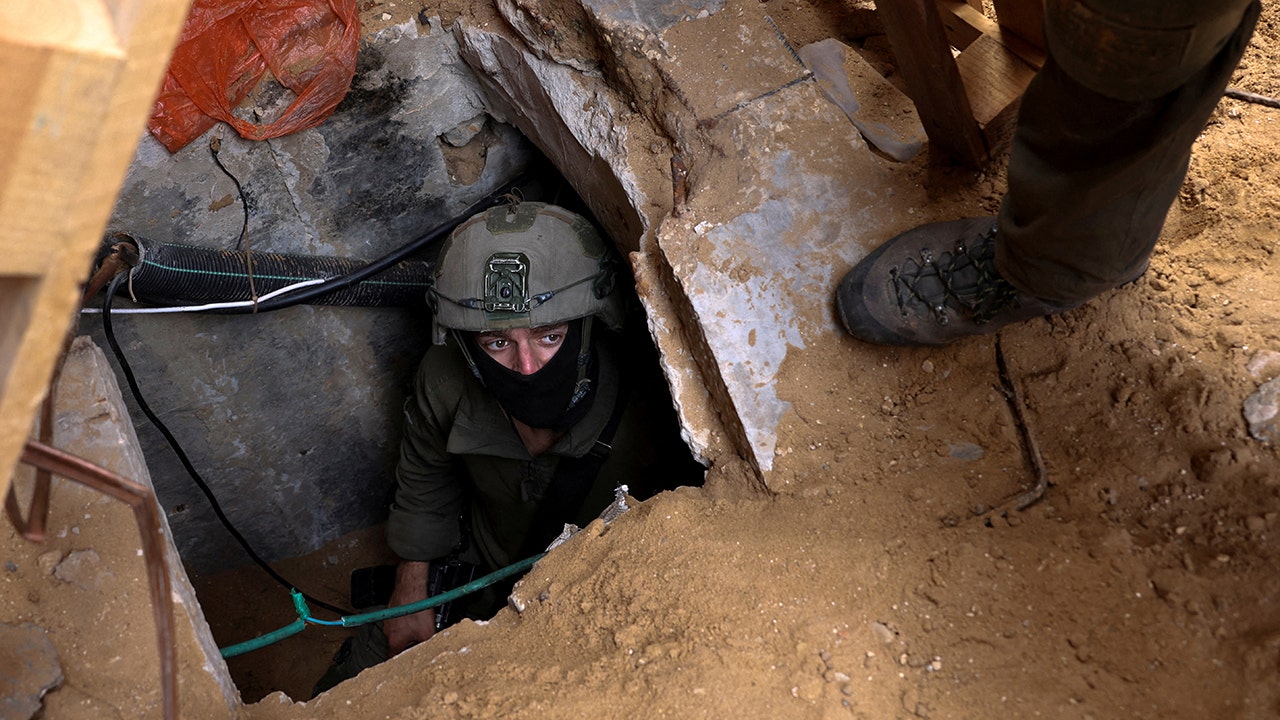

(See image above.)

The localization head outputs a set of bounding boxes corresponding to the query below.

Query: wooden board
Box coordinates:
[936,0,995,50]
[878,0,1048,166]
[955,32,1041,126]
[0,0,192,499]
[877,0,987,166]
[992,0,1046,50]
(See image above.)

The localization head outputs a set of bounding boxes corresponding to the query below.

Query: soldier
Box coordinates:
[315,200,701,693]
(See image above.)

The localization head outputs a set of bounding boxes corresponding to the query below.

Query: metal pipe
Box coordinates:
[20,440,179,720]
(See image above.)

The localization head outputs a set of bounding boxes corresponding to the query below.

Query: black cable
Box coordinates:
[209,136,259,305]
[101,273,351,616]
[94,177,528,614]
[208,137,251,252]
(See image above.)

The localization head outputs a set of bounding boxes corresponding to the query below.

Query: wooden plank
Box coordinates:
[877,0,987,166]
[991,0,1046,50]
[0,0,192,501]
[954,31,1039,126]
[936,0,994,50]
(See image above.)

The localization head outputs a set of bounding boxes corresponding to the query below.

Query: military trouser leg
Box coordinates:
[311,622,389,697]
[995,0,1260,306]
[309,578,509,697]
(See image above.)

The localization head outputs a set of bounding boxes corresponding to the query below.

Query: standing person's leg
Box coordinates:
[998,0,1261,306]
[836,1,1260,346]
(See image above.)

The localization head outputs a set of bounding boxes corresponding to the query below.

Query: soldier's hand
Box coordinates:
[384,561,436,656]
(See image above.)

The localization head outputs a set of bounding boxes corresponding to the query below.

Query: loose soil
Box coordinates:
[8,1,1280,719]
[247,3,1280,717]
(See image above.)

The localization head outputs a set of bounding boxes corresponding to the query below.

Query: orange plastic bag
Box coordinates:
[148,0,360,152]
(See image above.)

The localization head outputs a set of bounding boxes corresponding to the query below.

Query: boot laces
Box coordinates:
[889,228,1020,326]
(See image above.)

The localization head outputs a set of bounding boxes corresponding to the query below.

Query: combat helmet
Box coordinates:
[427,200,624,345]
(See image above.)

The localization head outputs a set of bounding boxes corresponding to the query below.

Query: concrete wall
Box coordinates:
[89,17,537,574]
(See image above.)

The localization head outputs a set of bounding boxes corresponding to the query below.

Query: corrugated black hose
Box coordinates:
[107,179,523,312]
[112,234,433,308]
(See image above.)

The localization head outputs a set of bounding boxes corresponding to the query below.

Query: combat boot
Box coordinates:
[835,217,1073,346]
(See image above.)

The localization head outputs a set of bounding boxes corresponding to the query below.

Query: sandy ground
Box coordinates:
[245,3,1279,718]
[6,1,1278,718]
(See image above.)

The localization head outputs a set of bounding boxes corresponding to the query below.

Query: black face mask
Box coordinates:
[468,318,598,431]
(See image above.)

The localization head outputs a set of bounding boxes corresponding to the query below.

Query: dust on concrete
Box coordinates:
[6,1,1279,719]
[247,4,1278,719]
[258,4,1278,718]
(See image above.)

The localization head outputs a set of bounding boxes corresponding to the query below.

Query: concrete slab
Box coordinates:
[655,80,915,480]
[3,337,240,718]
[458,0,930,486]
[97,14,537,572]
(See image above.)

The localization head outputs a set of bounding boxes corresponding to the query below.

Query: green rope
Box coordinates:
[217,554,545,659]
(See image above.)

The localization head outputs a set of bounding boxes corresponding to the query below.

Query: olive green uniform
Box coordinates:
[387,332,689,574]
[314,329,699,696]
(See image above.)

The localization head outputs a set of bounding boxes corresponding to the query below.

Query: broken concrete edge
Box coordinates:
[455,23,667,252]
[496,0,711,165]
[456,0,939,489]
[54,337,241,715]
[632,247,766,490]
[455,17,776,486]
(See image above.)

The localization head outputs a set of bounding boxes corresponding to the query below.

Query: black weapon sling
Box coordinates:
[518,385,630,560]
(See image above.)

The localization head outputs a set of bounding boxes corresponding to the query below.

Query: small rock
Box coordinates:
[0,622,63,719]
[53,550,113,591]
[870,621,895,645]
[36,552,60,575]
[921,360,934,374]
[1246,515,1267,534]
[1246,350,1280,379]
[1243,377,1280,443]
[948,442,984,461]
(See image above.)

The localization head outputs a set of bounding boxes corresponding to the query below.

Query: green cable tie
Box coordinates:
[219,589,313,659]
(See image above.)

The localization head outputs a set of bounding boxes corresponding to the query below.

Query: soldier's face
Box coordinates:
[475,323,569,375]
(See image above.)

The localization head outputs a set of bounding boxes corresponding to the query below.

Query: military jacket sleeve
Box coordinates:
[386,332,705,570]
[385,343,472,562]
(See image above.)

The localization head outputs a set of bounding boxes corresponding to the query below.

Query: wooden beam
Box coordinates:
[954,32,1040,126]
[991,0,1046,50]
[877,0,987,166]
[936,0,994,50]
[0,0,193,499]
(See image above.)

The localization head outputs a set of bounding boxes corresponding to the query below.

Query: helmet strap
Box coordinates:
[568,316,595,409]
[452,329,485,383]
